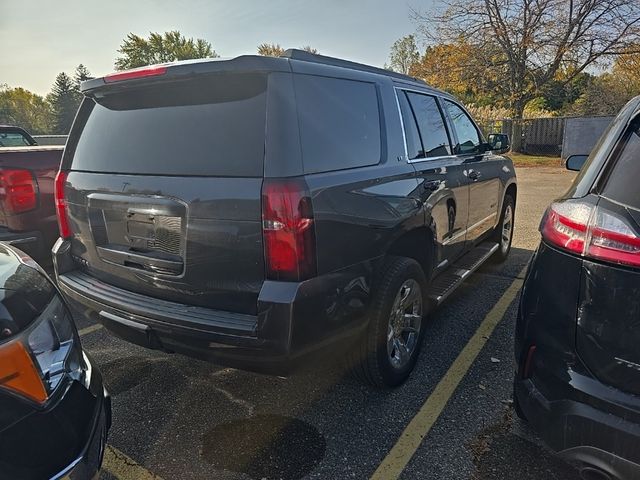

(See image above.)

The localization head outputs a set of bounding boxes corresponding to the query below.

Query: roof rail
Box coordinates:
[281,49,426,85]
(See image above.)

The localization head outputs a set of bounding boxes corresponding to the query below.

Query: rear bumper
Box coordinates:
[54,241,372,375]
[515,373,640,479]
[58,270,285,373]
[514,242,640,479]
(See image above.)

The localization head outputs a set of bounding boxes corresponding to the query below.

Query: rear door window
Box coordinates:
[601,119,640,209]
[0,132,32,147]
[66,74,267,177]
[397,91,424,160]
[406,92,452,158]
[294,75,381,174]
[443,100,482,155]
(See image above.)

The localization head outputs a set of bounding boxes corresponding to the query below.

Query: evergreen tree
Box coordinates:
[74,64,93,89]
[48,73,78,134]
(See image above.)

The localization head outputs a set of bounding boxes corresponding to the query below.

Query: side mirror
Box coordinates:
[565,154,589,172]
[487,133,510,154]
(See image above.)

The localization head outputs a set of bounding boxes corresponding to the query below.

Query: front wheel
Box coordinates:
[491,194,515,263]
[350,256,427,387]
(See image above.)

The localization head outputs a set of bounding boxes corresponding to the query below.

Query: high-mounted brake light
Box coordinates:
[104,65,167,83]
[0,169,37,214]
[541,200,640,268]
[54,171,72,238]
[262,178,317,281]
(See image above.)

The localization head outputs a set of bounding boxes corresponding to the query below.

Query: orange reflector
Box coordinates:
[0,340,47,403]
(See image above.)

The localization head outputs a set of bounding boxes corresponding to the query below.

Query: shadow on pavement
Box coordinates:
[201,414,326,480]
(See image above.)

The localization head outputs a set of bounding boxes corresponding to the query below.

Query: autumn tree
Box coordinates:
[115,31,218,70]
[387,35,420,74]
[415,0,640,150]
[570,49,640,115]
[410,40,502,105]
[0,86,53,134]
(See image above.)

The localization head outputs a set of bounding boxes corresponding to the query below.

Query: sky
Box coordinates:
[1,0,436,96]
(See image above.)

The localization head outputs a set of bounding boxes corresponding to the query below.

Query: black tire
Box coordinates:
[490,194,515,263]
[350,256,428,387]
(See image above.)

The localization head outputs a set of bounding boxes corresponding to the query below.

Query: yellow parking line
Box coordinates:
[102,445,164,480]
[78,323,103,336]
[370,267,527,480]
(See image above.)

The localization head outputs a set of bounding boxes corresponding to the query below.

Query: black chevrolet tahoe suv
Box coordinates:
[53,50,517,387]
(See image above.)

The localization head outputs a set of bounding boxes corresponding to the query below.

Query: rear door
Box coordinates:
[577,117,640,395]
[441,100,502,245]
[397,89,469,267]
[62,73,268,315]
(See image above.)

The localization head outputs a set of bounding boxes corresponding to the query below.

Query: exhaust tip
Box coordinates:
[580,466,613,480]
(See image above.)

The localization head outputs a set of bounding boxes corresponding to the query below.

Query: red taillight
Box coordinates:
[0,169,37,214]
[262,178,317,281]
[540,201,592,254]
[104,65,167,83]
[541,200,640,267]
[54,171,72,238]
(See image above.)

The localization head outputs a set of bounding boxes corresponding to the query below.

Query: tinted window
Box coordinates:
[406,92,451,157]
[601,119,640,208]
[66,74,267,176]
[444,101,481,155]
[295,75,381,173]
[397,91,423,160]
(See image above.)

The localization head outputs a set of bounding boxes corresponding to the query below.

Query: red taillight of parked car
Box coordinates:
[0,169,37,214]
[262,178,317,281]
[54,171,72,238]
[541,200,640,268]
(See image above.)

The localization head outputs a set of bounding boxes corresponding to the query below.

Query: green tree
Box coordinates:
[72,64,93,106]
[387,35,420,75]
[48,73,78,134]
[0,86,53,134]
[415,0,640,150]
[73,64,93,88]
[115,31,219,70]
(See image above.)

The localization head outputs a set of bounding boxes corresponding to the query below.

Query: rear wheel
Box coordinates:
[491,194,515,263]
[350,256,427,387]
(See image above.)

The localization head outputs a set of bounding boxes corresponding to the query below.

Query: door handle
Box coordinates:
[468,170,481,181]
[422,180,441,191]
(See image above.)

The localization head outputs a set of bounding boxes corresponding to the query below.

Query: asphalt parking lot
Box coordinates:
[72,166,579,480]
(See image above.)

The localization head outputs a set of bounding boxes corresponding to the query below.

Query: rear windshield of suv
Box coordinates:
[65,74,267,177]
[601,118,640,208]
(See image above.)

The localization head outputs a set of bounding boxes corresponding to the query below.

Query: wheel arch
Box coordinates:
[384,227,436,281]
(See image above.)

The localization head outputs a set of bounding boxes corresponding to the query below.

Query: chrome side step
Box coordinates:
[428,242,499,306]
